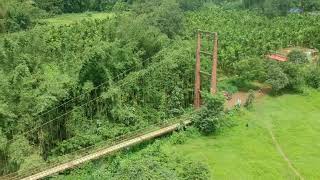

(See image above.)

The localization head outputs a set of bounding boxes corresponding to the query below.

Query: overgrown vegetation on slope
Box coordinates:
[0,0,320,178]
[185,5,320,93]
[0,0,197,175]
[53,131,211,180]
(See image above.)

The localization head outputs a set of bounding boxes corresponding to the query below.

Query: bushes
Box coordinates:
[149,0,184,38]
[306,67,320,89]
[132,0,184,38]
[0,0,45,33]
[34,0,64,14]
[181,161,210,180]
[193,93,225,135]
[170,131,187,145]
[266,59,309,94]
[178,0,203,11]
[266,63,289,93]
[233,57,267,88]
[288,50,308,64]
[280,62,306,92]
[35,0,116,13]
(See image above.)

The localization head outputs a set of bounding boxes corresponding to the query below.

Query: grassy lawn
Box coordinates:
[163,91,320,180]
[41,12,115,25]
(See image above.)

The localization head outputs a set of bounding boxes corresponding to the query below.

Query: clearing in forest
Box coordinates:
[163,91,320,179]
[41,12,115,25]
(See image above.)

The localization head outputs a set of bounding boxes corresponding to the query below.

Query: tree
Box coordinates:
[242,0,266,9]
[287,50,308,64]
[178,0,203,11]
[306,66,320,89]
[0,1,7,33]
[266,63,289,93]
[263,0,291,16]
[7,136,33,172]
[133,0,184,38]
[193,93,225,135]
[0,0,45,32]
[33,0,64,14]
[0,129,7,152]
[79,52,108,87]
[280,62,306,92]
[298,0,320,11]
[233,57,267,85]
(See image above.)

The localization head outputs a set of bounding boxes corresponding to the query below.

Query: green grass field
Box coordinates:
[41,12,115,25]
[163,91,320,179]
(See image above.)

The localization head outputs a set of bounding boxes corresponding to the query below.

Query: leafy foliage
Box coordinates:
[178,0,204,11]
[244,89,255,109]
[1,0,320,177]
[0,0,45,32]
[266,63,289,93]
[185,6,320,73]
[54,138,210,180]
[306,66,320,89]
[193,93,225,135]
[288,50,308,64]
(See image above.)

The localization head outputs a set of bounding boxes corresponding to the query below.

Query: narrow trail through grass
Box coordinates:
[267,126,304,180]
[164,91,320,179]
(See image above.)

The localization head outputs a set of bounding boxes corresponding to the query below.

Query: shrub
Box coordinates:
[244,89,255,109]
[218,80,238,94]
[181,161,210,180]
[133,0,184,38]
[1,0,45,32]
[112,1,128,12]
[280,62,306,93]
[170,131,187,145]
[266,60,307,94]
[306,67,320,89]
[34,0,64,14]
[193,93,225,135]
[233,57,267,83]
[288,50,308,64]
[152,0,184,38]
[194,114,221,135]
[266,63,289,93]
[178,0,203,11]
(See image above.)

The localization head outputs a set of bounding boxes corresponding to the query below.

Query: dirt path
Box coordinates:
[266,126,304,180]
[227,88,304,179]
[226,87,269,109]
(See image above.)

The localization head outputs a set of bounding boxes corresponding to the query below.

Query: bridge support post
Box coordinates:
[210,32,218,95]
[194,32,202,109]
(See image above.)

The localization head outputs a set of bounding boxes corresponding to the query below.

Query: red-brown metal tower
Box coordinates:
[194,30,219,109]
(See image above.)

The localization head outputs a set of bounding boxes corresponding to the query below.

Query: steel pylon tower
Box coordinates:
[194,30,219,109]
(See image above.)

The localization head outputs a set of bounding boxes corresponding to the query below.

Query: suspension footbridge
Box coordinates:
[15,120,191,180]
[0,30,219,180]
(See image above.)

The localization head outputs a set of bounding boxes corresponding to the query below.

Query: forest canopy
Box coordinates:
[1,0,320,179]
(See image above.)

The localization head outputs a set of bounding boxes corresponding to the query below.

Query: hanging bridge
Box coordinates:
[0,30,219,180]
[0,59,195,180]
[4,119,191,180]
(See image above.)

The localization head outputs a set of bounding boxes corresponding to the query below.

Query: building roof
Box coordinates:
[267,47,319,62]
[267,54,288,62]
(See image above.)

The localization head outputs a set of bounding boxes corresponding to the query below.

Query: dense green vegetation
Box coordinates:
[41,12,114,25]
[0,0,320,179]
[53,129,211,180]
[58,91,320,179]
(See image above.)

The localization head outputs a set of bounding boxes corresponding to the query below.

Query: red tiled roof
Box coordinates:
[267,54,288,62]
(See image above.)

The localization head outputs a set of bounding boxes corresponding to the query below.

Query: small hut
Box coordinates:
[267,47,319,63]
